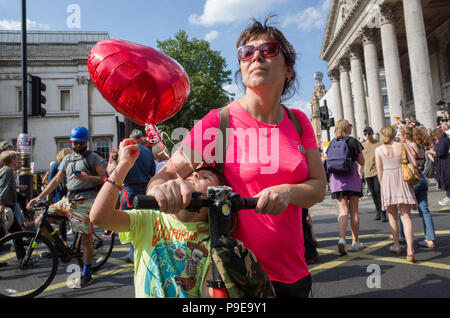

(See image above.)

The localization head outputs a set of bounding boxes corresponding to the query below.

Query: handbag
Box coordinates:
[1,206,14,231]
[401,143,420,186]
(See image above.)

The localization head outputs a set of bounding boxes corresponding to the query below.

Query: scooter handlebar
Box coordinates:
[133,192,207,212]
[133,193,258,212]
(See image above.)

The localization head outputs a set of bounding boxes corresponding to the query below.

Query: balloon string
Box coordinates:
[119,187,132,209]
[158,131,196,177]
[144,123,189,179]
[106,123,197,186]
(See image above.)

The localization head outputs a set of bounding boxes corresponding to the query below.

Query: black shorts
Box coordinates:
[331,191,363,199]
[271,274,312,298]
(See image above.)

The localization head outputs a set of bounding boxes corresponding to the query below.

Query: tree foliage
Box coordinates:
[156,30,232,140]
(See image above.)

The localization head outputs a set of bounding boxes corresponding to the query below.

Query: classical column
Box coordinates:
[338,57,356,136]
[379,3,405,122]
[328,68,344,122]
[348,43,368,138]
[403,0,435,129]
[361,27,385,134]
[77,75,91,145]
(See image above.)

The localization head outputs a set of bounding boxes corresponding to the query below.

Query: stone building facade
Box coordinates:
[309,72,327,147]
[321,0,450,138]
[0,31,126,171]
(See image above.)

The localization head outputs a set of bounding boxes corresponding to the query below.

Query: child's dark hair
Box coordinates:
[194,166,227,186]
[194,165,240,235]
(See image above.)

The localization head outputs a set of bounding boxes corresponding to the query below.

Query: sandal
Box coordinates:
[418,240,435,248]
[389,245,402,255]
[406,255,416,263]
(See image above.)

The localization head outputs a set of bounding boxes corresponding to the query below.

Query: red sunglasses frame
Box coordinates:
[237,41,280,62]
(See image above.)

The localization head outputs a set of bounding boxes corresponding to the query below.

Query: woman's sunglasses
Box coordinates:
[237,41,280,62]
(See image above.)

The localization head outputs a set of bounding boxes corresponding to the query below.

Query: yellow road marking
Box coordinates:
[5,231,449,296]
[310,230,450,276]
[34,263,134,295]
[361,253,450,270]
[111,246,129,252]
[316,230,450,243]
[310,240,393,276]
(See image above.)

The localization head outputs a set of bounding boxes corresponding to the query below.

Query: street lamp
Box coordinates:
[19,0,33,200]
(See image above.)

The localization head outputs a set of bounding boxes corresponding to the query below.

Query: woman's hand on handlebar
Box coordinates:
[253,185,290,215]
[147,177,195,214]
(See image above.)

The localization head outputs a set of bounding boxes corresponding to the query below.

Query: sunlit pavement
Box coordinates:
[36,180,450,298]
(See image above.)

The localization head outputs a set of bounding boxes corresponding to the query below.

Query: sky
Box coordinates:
[0,0,332,116]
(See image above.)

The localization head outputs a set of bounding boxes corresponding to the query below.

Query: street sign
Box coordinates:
[17,133,32,154]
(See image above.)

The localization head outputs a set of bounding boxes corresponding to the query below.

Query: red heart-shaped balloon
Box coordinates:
[88,39,190,126]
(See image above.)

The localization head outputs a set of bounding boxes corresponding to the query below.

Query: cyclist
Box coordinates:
[26,126,106,288]
[90,139,224,297]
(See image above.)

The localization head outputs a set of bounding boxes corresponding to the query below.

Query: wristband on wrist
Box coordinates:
[104,177,123,190]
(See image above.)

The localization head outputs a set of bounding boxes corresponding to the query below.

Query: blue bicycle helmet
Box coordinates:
[70,126,89,141]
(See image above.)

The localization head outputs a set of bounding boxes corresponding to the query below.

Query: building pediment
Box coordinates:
[321,0,362,62]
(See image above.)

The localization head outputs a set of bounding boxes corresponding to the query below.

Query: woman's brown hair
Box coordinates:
[235,14,297,101]
[412,127,432,147]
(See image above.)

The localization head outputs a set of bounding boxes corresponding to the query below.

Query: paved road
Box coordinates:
[308,182,450,298]
[37,181,450,298]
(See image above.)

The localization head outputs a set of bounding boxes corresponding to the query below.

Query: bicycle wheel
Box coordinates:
[91,225,115,272]
[74,224,115,272]
[0,231,58,298]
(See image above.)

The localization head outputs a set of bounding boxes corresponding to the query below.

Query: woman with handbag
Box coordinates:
[399,126,436,249]
[375,126,418,263]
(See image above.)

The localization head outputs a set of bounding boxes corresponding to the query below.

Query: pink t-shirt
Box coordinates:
[182,101,318,283]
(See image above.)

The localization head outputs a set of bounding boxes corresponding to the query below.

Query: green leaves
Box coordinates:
[156,30,232,142]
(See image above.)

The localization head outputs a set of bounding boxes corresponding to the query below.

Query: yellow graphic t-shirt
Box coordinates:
[119,209,210,298]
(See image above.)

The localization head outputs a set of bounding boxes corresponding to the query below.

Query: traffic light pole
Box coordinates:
[21,0,27,134]
[20,0,33,200]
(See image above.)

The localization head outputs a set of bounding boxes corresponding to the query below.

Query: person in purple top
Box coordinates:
[327,119,365,255]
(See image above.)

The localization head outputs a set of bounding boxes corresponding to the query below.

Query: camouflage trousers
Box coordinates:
[211,235,275,298]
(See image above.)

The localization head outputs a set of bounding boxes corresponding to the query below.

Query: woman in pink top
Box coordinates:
[147,15,327,297]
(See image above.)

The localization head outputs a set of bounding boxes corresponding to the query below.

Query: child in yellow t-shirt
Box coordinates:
[90,139,225,298]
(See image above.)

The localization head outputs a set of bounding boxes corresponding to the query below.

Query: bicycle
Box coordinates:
[133,185,258,298]
[0,200,115,298]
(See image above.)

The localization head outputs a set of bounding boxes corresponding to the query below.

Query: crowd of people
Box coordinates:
[322,116,450,263]
[1,15,449,298]
[0,126,167,288]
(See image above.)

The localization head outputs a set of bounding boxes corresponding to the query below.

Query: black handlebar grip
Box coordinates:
[133,192,208,212]
[133,195,160,210]
[243,198,258,210]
